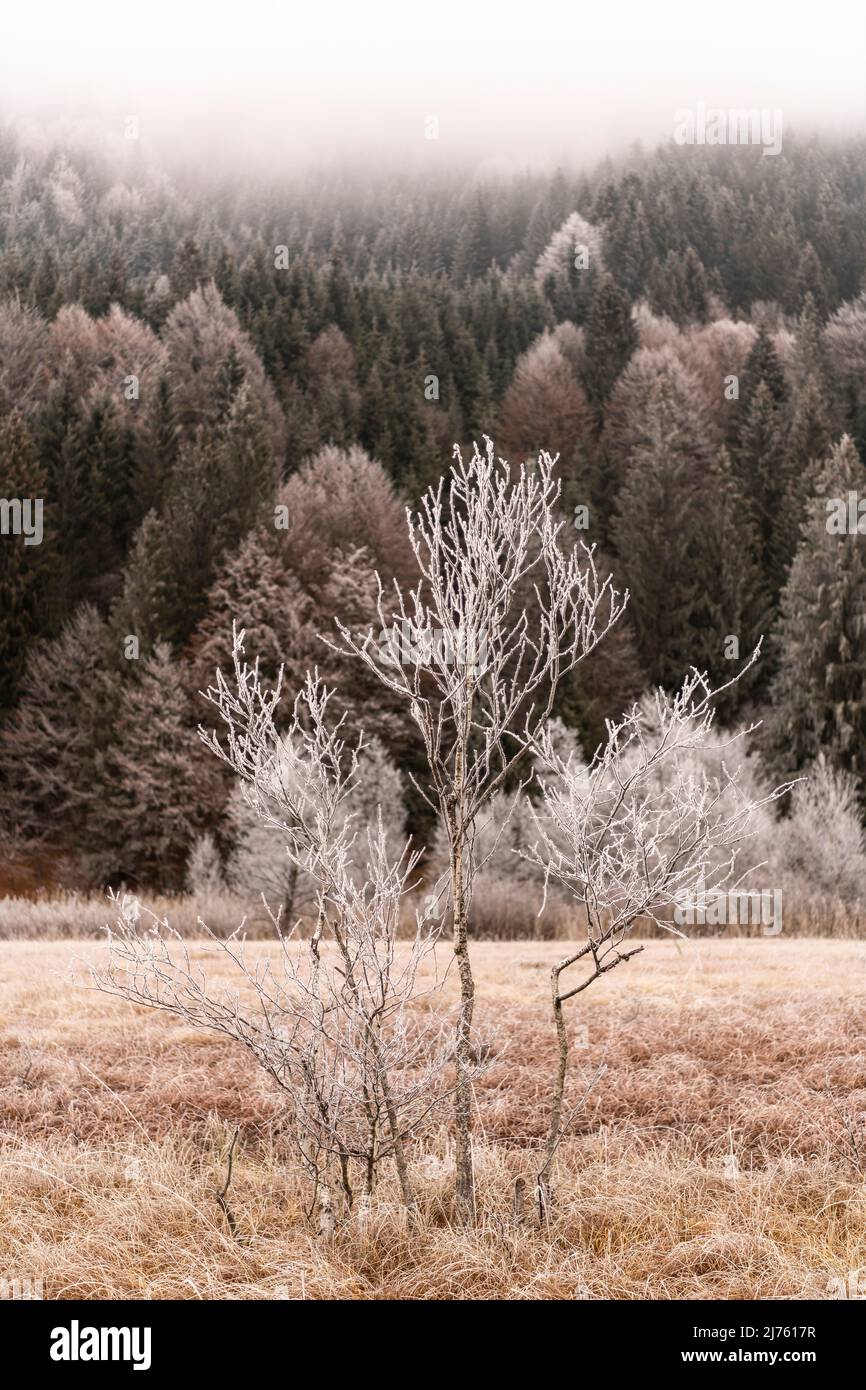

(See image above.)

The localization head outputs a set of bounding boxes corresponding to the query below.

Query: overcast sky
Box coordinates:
[2,1,864,172]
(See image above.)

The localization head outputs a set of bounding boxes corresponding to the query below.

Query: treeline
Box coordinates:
[1,124,865,891]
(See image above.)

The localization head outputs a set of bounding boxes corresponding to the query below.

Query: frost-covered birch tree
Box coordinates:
[524,656,791,1210]
[331,437,627,1221]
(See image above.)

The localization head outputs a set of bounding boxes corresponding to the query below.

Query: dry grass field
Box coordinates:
[2,935,865,1300]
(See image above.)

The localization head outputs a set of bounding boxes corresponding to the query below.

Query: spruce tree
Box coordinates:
[612,379,706,686]
[171,235,207,301]
[0,605,119,869]
[604,190,654,299]
[766,436,866,802]
[96,643,211,888]
[110,509,175,655]
[732,380,796,602]
[191,528,316,705]
[691,447,766,712]
[0,411,50,706]
[583,275,637,411]
[37,377,88,616]
[136,374,179,515]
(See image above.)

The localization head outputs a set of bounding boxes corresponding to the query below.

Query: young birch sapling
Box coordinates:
[93,633,452,1227]
[524,654,792,1212]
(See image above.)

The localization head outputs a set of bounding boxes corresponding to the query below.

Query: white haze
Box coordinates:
[2,0,865,172]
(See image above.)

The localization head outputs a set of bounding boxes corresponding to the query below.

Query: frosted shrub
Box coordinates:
[774,760,866,907]
[224,733,405,924]
[185,832,225,897]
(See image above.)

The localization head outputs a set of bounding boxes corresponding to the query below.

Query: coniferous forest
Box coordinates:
[2,127,866,899]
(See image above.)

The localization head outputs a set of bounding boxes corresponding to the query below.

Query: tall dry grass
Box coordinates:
[0,888,863,940]
[1,938,865,1298]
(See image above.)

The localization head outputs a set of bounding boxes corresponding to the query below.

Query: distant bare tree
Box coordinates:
[223,732,404,924]
[497,330,593,476]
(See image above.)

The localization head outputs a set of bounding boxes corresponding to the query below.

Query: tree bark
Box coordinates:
[449,667,479,1224]
[537,961,569,1217]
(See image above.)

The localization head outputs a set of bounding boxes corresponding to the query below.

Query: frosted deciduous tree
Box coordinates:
[603,345,717,467]
[524,658,788,1209]
[162,282,286,459]
[185,831,225,897]
[271,443,417,594]
[534,211,604,322]
[224,733,404,923]
[306,326,362,446]
[497,330,594,489]
[426,721,583,939]
[331,437,627,1220]
[46,302,167,432]
[771,761,866,908]
[0,300,49,413]
[223,779,311,923]
[95,637,452,1222]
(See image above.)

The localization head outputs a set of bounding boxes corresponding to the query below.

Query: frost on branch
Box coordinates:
[92,627,456,1225]
[330,436,627,1221]
[524,652,793,1209]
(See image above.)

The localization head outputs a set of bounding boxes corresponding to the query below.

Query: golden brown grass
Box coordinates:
[1,937,865,1299]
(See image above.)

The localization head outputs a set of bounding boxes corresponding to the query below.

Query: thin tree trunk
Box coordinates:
[282,862,298,928]
[451,819,476,1224]
[331,921,418,1213]
[381,1075,417,1215]
[537,962,568,1216]
[450,676,477,1225]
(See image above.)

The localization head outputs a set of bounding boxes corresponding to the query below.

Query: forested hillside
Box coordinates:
[2,123,865,891]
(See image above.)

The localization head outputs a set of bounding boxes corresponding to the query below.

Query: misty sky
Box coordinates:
[3,1,865,172]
